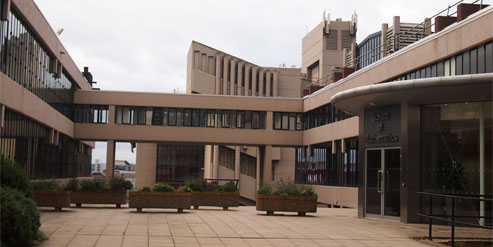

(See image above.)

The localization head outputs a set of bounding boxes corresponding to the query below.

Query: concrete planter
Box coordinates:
[192,192,240,210]
[256,194,317,216]
[33,190,71,211]
[71,189,126,208]
[129,191,191,213]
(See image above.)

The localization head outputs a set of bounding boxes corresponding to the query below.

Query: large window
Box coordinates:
[219,147,235,170]
[156,144,204,187]
[295,139,358,187]
[115,106,146,125]
[74,105,108,124]
[0,11,76,119]
[274,112,303,130]
[240,153,256,178]
[421,101,492,226]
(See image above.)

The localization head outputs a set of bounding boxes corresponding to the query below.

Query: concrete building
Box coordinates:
[0,0,491,225]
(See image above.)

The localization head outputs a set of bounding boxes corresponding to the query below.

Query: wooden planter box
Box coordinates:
[256,194,317,216]
[33,190,71,211]
[71,189,126,208]
[129,191,191,213]
[192,192,240,210]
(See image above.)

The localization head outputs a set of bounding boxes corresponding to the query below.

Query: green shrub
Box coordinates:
[141,186,151,192]
[179,185,192,192]
[218,181,238,192]
[0,155,32,198]
[257,185,273,195]
[80,180,108,190]
[64,179,79,192]
[31,180,62,191]
[300,186,317,196]
[153,182,174,192]
[1,186,42,246]
[186,180,207,192]
[273,179,301,196]
[109,177,133,190]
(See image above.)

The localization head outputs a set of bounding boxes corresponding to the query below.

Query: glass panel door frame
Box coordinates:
[365,147,401,221]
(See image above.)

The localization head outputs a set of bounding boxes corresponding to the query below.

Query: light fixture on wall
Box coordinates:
[368,102,376,106]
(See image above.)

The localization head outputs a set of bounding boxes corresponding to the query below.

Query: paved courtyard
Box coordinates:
[39,205,490,247]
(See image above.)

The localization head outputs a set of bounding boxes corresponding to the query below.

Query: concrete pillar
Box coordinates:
[259,69,264,96]
[234,146,241,180]
[252,67,258,96]
[262,145,273,185]
[273,71,278,97]
[215,54,222,94]
[108,105,115,125]
[230,59,236,95]
[213,145,219,178]
[424,18,431,36]
[204,145,213,179]
[265,70,271,97]
[266,111,273,130]
[381,23,388,58]
[236,62,241,95]
[135,143,157,189]
[0,104,5,128]
[223,56,229,95]
[106,140,116,181]
[393,16,401,51]
[245,64,251,96]
[256,147,261,190]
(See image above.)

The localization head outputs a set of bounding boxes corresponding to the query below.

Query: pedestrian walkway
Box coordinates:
[38,205,490,246]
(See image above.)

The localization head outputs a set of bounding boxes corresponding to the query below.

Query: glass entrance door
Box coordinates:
[366,148,401,219]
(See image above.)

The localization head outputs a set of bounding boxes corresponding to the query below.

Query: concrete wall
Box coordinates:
[135,143,157,189]
[239,174,257,201]
[308,185,358,208]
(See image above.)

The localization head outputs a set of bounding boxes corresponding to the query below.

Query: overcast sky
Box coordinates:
[34,0,461,164]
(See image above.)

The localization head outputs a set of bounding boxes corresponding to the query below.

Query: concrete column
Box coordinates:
[259,69,264,96]
[135,143,157,189]
[204,145,213,179]
[230,59,236,95]
[424,18,431,36]
[245,64,251,96]
[215,54,222,94]
[393,16,400,51]
[213,145,219,178]
[234,146,241,180]
[252,67,258,96]
[223,56,229,95]
[265,70,271,97]
[106,140,116,181]
[273,71,278,97]
[381,23,388,58]
[237,62,244,95]
[0,104,5,128]
[256,147,261,190]
[266,111,273,130]
[262,145,273,185]
[108,105,115,125]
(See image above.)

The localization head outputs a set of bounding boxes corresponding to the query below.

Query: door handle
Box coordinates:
[377,169,383,193]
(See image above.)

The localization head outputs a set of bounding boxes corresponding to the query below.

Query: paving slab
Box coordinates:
[38,204,492,246]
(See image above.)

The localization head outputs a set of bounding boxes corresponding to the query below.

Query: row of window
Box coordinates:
[0,110,91,179]
[302,103,353,130]
[73,105,108,124]
[295,137,358,187]
[389,41,493,82]
[0,11,76,119]
[114,106,268,129]
[90,105,352,131]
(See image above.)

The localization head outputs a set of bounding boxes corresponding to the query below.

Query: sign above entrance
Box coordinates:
[364,105,401,147]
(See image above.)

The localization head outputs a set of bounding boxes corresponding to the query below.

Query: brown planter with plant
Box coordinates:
[255,180,317,216]
[70,178,132,208]
[187,180,240,210]
[129,183,191,213]
[31,180,72,211]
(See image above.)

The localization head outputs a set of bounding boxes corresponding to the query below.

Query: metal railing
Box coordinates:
[417,192,493,247]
